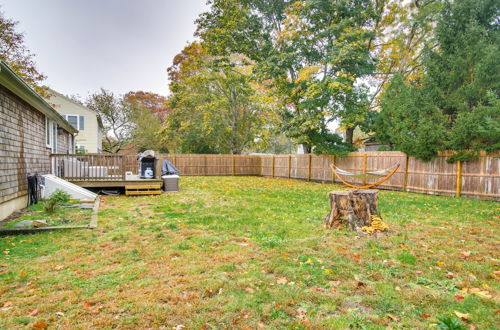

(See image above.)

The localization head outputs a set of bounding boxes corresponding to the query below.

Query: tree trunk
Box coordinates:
[324,189,381,232]
[345,126,355,145]
[302,143,311,154]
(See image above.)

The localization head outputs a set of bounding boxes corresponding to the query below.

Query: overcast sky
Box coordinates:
[1,0,208,98]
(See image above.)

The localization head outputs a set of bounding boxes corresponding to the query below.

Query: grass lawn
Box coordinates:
[1,201,92,229]
[0,176,498,329]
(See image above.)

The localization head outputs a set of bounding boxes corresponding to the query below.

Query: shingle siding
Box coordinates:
[0,85,65,205]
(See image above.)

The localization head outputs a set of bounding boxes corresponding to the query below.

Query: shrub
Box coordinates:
[44,189,71,213]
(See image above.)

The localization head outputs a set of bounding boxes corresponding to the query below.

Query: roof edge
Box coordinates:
[0,61,78,134]
[47,88,104,129]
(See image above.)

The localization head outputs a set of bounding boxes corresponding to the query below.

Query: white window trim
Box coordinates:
[45,117,58,153]
[64,114,83,130]
[45,116,53,148]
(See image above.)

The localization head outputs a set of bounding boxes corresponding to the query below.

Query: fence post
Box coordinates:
[308,154,312,182]
[259,156,262,176]
[403,155,409,192]
[331,155,335,184]
[288,155,292,179]
[232,155,236,176]
[272,155,275,178]
[362,153,368,185]
[121,155,125,180]
[456,160,462,197]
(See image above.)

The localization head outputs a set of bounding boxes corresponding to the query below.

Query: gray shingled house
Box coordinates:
[0,61,78,220]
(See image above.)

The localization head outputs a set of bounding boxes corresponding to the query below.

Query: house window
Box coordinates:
[45,116,57,152]
[75,145,87,154]
[65,115,84,130]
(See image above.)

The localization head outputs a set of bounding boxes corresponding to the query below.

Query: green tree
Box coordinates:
[164,43,268,154]
[0,9,47,96]
[375,0,499,161]
[376,75,446,161]
[196,0,375,154]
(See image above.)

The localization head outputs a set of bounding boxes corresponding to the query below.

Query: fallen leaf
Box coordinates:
[83,302,95,309]
[297,307,307,315]
[437,261,445,267]
[2,301,12,308]
[387,314,399,322]
[55,312,64,317]
[421,313,430,319]
[32,321,48,329]
[2,250,10,254]
[474,291,492,299]
[20,271,27,278]
[395,286,401,291]
[461,251,471,258]
[447,272,454,279]
[54,265,64,271]
[415,270,423,275]
[455,294,465,301]
[296,307,307,319]
[244,287,254,293]
[329,280,341,286]
[277,277,288,284]
[454,311,469,321]
[28,309,39,316]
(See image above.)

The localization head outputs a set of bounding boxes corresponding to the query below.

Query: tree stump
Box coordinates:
[324,189,381,232]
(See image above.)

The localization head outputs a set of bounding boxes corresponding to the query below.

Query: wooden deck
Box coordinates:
[69,179,163,188]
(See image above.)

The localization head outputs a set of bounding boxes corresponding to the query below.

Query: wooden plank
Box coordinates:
[456,160,462,197]
[125,185,161,190]
[125,190,162,196]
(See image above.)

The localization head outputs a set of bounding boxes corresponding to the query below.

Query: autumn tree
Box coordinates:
[164,42,268,154]
[196,0,377,154]
[124,91,170,152]
[0,9,47,96]
[86,89,135,153]
[124,91,170,122]
[366,0,442,109]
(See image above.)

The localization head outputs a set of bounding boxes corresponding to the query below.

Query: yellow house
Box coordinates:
[46,89,103,153]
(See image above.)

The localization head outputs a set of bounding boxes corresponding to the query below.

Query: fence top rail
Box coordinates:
[51,153,124,157]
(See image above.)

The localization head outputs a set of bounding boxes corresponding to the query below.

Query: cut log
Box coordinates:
[324,189,381,232]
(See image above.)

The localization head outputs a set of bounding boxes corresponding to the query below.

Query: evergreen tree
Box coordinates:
[375,0,499,161]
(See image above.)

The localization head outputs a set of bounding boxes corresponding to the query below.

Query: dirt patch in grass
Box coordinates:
[0,177,498,328]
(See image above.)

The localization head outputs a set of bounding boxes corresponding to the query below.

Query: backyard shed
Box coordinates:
[0,61,78,220]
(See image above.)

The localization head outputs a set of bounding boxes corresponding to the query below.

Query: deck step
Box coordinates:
[125,185,162,196]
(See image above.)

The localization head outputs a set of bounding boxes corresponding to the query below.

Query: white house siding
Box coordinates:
[47,91,102,153]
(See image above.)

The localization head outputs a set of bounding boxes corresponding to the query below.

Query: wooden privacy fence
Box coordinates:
[52,152,499,199]
[122,154,261,177]
[261,152,499,200]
